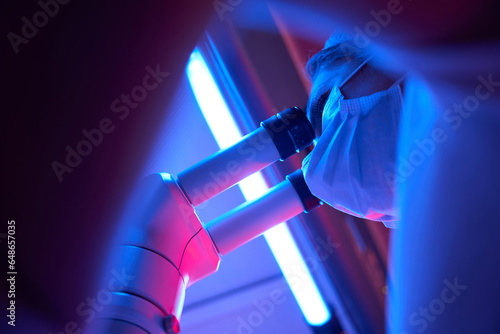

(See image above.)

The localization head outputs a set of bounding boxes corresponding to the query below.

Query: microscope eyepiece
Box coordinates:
[261,107,315,161]
[178,107,315,206]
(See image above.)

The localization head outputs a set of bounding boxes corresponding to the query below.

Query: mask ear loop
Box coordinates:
[390,73,408,89]
[340,56,408,90]
[339,56,373,89]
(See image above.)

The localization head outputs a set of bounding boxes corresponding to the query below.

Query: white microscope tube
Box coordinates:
[177,126,280,207]
[204,177,304,256]
[177,107,315,207]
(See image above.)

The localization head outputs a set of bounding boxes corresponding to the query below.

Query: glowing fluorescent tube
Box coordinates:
[186,48,331,326]
[186,50,242,149]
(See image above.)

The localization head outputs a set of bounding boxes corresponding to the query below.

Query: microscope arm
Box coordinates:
[84,108,317,334]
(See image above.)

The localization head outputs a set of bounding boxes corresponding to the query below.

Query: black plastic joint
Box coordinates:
[278,107,315,152]
[261,114,296,161]
[286,169,321,213]
[261,107,315,161]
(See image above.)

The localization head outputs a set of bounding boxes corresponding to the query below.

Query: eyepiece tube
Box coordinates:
[177,107,314,207]
[205,169,321,256]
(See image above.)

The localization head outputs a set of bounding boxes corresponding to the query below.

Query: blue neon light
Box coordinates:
[186,48,331,326]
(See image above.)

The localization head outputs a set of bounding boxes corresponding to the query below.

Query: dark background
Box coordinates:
[1,1,214,332]
[3,0,500,333]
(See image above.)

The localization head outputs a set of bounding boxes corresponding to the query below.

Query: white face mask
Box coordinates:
[302,60,403,226]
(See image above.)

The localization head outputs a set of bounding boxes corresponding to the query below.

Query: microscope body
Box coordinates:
[90,173,220,333]
[85,107,318,333]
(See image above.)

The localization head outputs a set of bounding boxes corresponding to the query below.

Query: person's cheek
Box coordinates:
[307,80,329,136]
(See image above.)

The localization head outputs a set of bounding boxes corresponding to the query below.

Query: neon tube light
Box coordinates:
[186,48,331,326]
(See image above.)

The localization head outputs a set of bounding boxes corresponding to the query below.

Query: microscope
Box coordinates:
[85,107,320,333]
